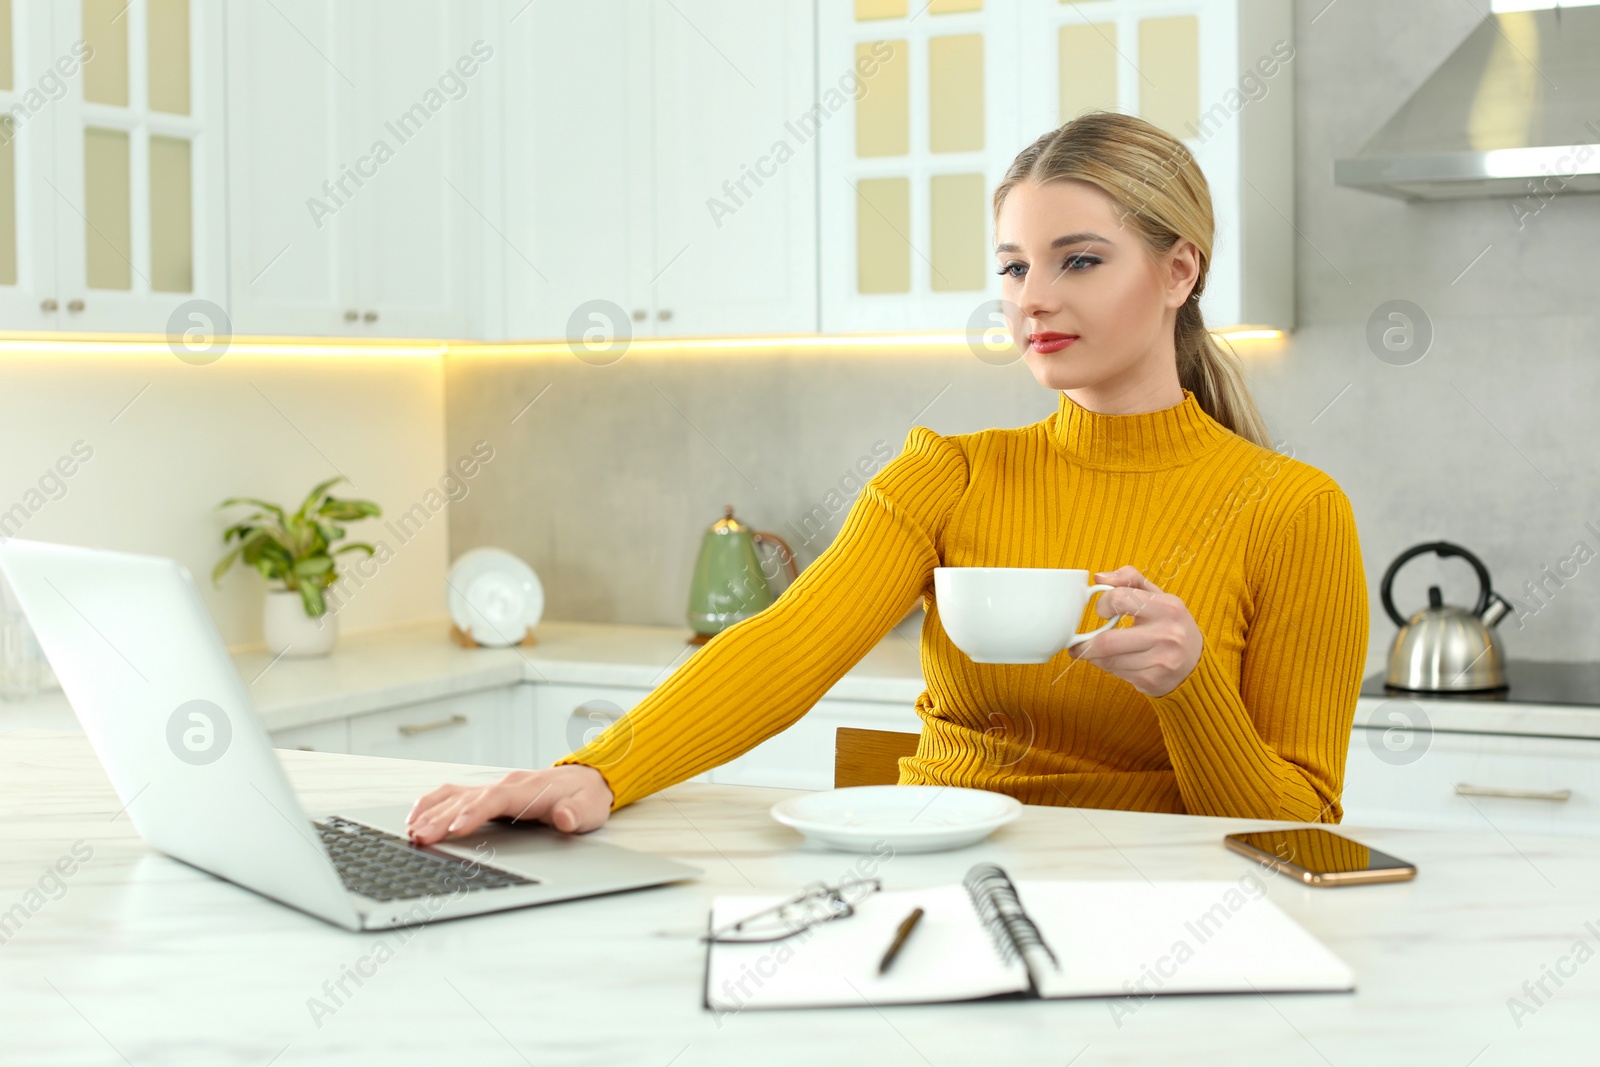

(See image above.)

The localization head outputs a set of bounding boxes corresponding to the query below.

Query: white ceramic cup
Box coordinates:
[933,567,1125,664]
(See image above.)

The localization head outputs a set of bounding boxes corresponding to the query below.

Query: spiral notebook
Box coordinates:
[704,863,1355,1011]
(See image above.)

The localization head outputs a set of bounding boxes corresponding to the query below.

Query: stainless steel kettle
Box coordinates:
[1380,541,1513,692]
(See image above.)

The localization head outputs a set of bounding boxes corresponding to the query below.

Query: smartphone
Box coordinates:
[1224,827,1417,886]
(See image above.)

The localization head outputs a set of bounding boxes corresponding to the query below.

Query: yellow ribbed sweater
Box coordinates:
[557,387,1370,822]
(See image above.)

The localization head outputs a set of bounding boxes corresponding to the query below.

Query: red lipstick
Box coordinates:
[1027,332,1079,354]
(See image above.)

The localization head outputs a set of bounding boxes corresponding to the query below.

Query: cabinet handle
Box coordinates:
[572,707,621,723]
[40,298,58,312]
[344,309,359,322]
[398,713,469,737]
[1454,783,1572,802]
[67,299,84,312]
[631,308,646,322]
[363,310,378,323]
[657,308,673,321]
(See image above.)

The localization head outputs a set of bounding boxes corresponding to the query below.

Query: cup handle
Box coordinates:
[1064,584,1123,649]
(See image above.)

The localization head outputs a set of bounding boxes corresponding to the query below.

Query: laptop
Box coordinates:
[0,539,699,931]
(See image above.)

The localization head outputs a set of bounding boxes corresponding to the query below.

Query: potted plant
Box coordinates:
[212,477,381,658]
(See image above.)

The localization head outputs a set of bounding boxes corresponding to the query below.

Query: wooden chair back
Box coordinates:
[833,727,920,789]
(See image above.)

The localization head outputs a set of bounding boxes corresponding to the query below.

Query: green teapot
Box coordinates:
[687,505,799,643]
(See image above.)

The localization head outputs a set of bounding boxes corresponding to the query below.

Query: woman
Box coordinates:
[408,111,1369,844]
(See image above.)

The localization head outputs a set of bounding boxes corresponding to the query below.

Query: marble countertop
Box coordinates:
[4,612,1598,742]
[4,729,1598,1065]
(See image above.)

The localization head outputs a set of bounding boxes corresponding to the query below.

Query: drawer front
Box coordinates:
[1343,727,1600,836]
[532,683,709,783]
[347,688,520,766]
[710,699,922,791]
[270,719,350,753]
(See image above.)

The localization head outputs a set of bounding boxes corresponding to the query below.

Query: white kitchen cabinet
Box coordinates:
[648,0,818,338]
[499,2,648,346]
[345,686,529,766]
[817,0,1021,333]
[270,718,351,753]
[225,0,485,338]
[0,0,227,332]
[531,683,920,791]
[819,0,1293,333]
[1017,0,1295,333]
[531,682,711,784]
[1342,726,1600,837]
[0,1,62,329]
[222,0,357,337]
[709,697,923,791]
[501,0,817,342]
[343,0,487,339]
[267,686,533,764]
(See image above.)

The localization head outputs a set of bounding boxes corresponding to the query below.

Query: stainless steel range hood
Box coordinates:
[1334,3,1600,202]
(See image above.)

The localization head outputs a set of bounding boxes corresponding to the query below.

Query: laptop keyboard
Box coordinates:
[316,816,538,902]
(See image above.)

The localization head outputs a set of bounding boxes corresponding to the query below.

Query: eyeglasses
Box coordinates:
[702,877,883,944]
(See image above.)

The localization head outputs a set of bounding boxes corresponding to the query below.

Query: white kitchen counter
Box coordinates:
[4,730,1598,1065]
[6,615,1600,745]
[1352,692,1600,741]
[0,616,928,735]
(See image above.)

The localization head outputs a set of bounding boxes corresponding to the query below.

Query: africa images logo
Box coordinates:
[166,700,232,766]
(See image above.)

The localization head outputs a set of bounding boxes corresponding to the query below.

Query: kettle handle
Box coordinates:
[751,530,800,585]
[1379,541,1492,628]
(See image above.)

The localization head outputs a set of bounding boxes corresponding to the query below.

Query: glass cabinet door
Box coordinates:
[824,0,1204,333]
[819,0,1022,333]
[49,0,223,332]
[0,0,63,328]
[1014,0,1289,333]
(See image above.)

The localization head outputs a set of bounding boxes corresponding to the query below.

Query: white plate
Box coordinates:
[771,786,1022,854]
[446,547,544,647]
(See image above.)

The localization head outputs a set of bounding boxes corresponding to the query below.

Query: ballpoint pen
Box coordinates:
[878,906,925,975]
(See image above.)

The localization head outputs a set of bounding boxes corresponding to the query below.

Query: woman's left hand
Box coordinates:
[1067,565,1203,697]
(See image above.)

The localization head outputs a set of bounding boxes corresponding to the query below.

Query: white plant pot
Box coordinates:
[263,589,337,658]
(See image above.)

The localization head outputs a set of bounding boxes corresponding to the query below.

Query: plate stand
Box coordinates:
[448,624,538,649]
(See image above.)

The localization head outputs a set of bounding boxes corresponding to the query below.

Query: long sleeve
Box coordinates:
[554,427,969,810]
[1145,488,1369,822]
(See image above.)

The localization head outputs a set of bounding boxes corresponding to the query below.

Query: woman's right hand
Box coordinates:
[406,764,614,845]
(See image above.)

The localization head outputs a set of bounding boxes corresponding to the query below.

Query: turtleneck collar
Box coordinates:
[1048,387,1235,470]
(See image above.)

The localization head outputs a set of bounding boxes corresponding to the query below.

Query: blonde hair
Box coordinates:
[993,111,1274,449]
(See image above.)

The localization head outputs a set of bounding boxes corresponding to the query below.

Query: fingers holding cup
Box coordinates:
[1069,567,1203,697]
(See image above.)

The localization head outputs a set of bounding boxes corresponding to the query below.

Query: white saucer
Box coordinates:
[770,786,1022,854]
[447,547,544,647]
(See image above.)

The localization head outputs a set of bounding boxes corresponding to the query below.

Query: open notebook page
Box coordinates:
[705,885,1027,1011]
[1012,880,1356,1000]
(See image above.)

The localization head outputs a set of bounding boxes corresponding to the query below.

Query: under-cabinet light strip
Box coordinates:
[0,335,449,358]
[0,329,1285,358]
